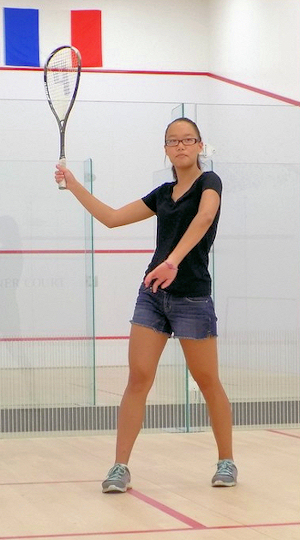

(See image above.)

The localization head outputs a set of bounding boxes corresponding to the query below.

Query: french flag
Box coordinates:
[2,7,102,67]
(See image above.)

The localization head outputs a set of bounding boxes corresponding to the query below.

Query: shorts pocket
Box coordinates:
[185,296,210,304]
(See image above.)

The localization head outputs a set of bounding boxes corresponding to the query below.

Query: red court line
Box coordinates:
[96,336,129,340]
[0,67,208,76]
[0,336,92,342]
[0,336,128,342]
[0,250,89,255]
[94,250,154,254]
[0,478,299,538]
[206,73,300,106]
[267,429,300,439]
[209,521,300,530]
[0,67,298,106]
[0,479,102,487]
[0,478,205,530]
[129,489,206,529]
[1,523,300,540]
[0,250,154,255]
[0,530,190,540]
[86,69,208,76]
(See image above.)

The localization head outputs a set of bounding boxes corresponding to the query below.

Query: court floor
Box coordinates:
[0,428,299,540]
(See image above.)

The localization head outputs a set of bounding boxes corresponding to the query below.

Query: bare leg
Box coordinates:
[180,337,233,460]
[115,325,168,464]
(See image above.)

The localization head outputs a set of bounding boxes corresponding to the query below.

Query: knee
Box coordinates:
[127,370,154,393]
[195,373,220,394]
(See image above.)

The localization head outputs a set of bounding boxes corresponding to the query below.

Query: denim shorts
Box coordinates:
[130,283,218,340]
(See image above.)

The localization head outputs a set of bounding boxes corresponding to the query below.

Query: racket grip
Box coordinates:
[58,158,67,190]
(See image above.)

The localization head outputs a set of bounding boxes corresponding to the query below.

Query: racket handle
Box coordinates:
[58,158,67,190]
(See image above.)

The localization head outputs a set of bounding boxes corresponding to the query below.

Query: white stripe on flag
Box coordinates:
[39,9,71,67]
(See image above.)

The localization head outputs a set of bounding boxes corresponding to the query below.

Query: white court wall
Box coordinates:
[208,0,300,101]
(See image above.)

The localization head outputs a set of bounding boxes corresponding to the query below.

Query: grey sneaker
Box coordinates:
[211,459,237,487]
[102,463,132,493]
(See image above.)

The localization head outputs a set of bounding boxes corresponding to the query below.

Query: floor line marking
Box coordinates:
[1,522,300,540]
[0,479,102,487]
[267,429,300,439]
[0,529,190,540]
[1,479,299,539]
[207,521,300,530]
[129,489,206,529]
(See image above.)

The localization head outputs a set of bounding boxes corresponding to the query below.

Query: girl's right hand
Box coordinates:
[55,164,76,189]
[144,260,178,293]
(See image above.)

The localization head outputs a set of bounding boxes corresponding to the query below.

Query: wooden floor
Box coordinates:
[0,428,299,540]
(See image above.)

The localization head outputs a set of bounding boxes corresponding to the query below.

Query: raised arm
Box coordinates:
[144,188,220,291]
[55,165,155,228]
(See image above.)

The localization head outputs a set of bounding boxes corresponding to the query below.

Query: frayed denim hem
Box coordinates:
[130,321,171,337]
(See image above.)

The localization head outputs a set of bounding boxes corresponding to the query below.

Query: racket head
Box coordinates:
[44,45,81,127]
[44,45,81,190]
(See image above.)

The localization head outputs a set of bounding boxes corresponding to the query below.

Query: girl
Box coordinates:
[55,118,237,492]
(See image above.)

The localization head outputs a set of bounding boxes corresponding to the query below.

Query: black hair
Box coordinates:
[165,117,202,181]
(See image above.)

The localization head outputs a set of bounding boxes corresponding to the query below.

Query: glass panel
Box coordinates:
[0,160,95,435]
[171,103,184,120]
[194,102,300,428]
[215,162,300,428]
[84,158,96,409]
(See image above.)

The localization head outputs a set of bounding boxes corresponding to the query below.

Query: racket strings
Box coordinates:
[45,49,79,121]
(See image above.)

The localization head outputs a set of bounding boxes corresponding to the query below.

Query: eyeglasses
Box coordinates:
[165,138,200,147]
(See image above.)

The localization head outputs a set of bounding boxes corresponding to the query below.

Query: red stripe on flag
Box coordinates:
[71,10,102,68]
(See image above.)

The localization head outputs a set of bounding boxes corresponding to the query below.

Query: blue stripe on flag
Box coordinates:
[4,7,40,67]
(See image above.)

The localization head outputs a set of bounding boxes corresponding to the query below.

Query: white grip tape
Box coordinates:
[58,158,67,189]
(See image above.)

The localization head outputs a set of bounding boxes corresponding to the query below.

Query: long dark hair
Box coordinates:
[165,117,202,181]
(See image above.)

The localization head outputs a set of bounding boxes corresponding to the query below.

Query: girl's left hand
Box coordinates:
[144,261,178,293]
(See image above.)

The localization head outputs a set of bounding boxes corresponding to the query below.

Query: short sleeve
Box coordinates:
[142,182,172,213]
[201,172,222,197]
[142,188,158,212]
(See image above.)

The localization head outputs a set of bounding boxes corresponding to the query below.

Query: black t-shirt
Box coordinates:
[142,171,222,297]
